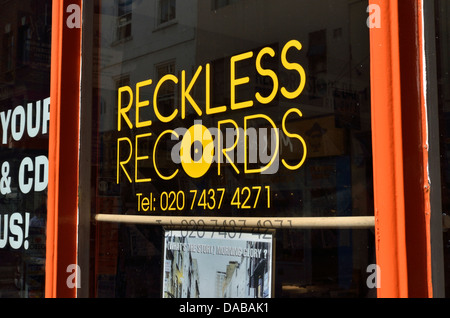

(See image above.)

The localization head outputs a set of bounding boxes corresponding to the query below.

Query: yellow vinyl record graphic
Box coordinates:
[180,124,214,178]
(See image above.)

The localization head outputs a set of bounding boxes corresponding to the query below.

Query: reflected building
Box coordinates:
[215,271,226,298]
[163,236,201,298]
[94,0,374,298]
[0,0,51,298]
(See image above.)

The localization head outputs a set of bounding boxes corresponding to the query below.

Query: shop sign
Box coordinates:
[114,40,309,216]
[0,98,50,251]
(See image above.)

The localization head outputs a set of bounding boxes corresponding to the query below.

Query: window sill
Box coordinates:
[111,35,133,47]
[153,19,178,32]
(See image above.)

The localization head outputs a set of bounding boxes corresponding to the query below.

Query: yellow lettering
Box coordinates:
[118,86,134,131]
[136,80,153,128]
[137,193,151,212]
[141,196,150,211]
[182,67,203,119]
[255,47,279,104]
[217,119,240,175]
[230,51,254,110]
[136,193,143,212]
[117,137,133,183]
[135,133,152,183]
[206,63,227,115]
[280,40,306,99]
[154,74,179,123]
[282,108,307,170]
[153,130,180,180]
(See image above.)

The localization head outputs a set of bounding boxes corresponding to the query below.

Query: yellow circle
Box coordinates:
[180,124,214,178]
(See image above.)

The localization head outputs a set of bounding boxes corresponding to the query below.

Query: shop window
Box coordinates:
[0,0,52,298]
[84,0,374,299]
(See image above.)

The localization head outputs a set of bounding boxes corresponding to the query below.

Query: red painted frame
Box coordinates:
[45,0,82,298]
[45,0,432,298]
[369,0,431,297]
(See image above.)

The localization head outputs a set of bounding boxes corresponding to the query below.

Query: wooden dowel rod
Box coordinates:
[95,214,375,229]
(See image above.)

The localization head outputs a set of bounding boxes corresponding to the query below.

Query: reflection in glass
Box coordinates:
[90,0,374,298]
[435,0,450,298]
[0,0,51,298]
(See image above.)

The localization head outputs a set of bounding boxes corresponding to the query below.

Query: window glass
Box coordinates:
[435,0,450,298]
[88,0,374,298]
[0,0,51,298]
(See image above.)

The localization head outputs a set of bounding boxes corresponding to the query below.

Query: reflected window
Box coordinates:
[17,21,31,66]
[156,61,176,116]
[158,0,176,25]
[117,0,132,41]
[2,27,14,75]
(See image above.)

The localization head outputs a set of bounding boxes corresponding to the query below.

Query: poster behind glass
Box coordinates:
[163,230,273,298]
[0,1,51,298]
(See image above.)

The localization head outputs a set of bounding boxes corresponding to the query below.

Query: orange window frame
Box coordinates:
[45,0,432,298]
[369,0,431,298]
[46,0,82,298]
